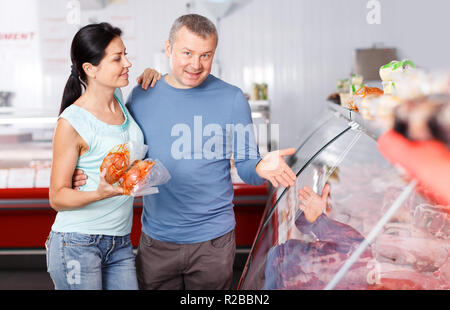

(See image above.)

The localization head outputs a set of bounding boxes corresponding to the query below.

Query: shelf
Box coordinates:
[327,102,387,140]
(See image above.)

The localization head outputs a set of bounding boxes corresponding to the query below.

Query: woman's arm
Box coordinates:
[49,118,123,211]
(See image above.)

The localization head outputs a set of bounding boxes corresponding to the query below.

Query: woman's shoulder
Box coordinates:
[59,102,83,122]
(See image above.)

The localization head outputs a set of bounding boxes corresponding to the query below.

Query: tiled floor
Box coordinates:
[0,251,248,290]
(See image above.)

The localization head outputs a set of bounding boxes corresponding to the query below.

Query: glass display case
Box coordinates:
[239,103,450,290]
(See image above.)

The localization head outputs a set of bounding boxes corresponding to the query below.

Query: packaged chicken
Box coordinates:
[100,143,171,196]
[119,158,171,196]
[100,143,131,185]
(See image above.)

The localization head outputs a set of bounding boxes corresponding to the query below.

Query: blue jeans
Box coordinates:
[45,231,138,290]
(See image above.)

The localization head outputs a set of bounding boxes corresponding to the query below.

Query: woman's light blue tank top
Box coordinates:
[51,89,145,236]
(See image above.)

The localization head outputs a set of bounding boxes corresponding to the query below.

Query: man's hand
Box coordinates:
[256,148,297,188]
[298,184,330,223]
[137,68,162,90]
[72,169,87,191]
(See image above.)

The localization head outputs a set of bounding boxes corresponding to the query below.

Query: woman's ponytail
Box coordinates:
[58,22,122,115]
[59,65,84,115]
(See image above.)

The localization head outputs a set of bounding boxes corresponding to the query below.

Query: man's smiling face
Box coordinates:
[165,26,217,89]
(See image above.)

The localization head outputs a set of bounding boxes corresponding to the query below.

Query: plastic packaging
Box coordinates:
[121,158,171,196]
[100,143,130,185]
[100,143,170,196]
[379,59,416,82]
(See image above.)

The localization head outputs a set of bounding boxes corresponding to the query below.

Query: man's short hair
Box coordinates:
[169,14,218,46]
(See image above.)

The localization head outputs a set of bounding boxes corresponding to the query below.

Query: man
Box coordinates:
[129,14,297,290]
[74,14,297,290]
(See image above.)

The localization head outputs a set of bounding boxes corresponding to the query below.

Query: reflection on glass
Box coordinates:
[239,118,450,290]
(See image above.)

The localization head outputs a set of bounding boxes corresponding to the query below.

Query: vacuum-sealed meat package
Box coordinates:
[100,142,171,196]
[120,158,171,196]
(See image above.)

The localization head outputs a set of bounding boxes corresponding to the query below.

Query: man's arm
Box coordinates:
[232,90,296,188]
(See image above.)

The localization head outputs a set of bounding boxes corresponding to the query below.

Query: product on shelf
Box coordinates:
[335,78,351,108]
[336,78,350,93]
[431,103,450,146]
[327,92,340,105]
[353,60,417,122]
[336,75,366,110]
[354,86,384,116]
[379,60,416,94]
[350,74,364,97]
[393,95,450,146]
[354,86,384,98]
[395,70,450,99]
[368,95,403,127]
[357,60,450,146]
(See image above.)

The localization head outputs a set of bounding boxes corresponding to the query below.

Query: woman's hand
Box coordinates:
[137,68,162,90]
[96,169,124,199]
[298,184,330,223]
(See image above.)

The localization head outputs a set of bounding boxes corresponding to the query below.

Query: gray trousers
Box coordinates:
[135,230,236,290]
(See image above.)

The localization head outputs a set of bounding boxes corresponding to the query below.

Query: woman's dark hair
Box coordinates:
[59,22,122,115]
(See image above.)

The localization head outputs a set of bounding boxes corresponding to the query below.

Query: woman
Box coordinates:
[46,22,160,290]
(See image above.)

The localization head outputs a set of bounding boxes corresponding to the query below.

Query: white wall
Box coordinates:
[216,0,450,148]
[2,0,449,148]
[0,0,42,111]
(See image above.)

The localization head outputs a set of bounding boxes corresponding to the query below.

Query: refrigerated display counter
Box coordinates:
[0,111,269,250]
[0,184,268,249]
[238,103,449,290]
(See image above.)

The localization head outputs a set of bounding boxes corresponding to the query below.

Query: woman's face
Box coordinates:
[89,36,132,88]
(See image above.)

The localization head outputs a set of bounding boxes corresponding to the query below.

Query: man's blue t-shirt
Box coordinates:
[127,74,265,243]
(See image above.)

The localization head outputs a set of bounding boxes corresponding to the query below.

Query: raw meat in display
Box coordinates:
[382,222,435,239]
[374,234,450,272]
[295,214,366,253]
[264,214,373,290]
[367,262,450,290]
[413,204,450,239]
